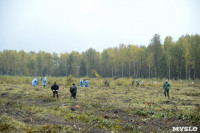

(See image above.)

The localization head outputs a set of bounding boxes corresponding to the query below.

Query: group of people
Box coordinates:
[104,80,110,87]
[32,76,47,88]
[132,79,171,99]
[50,82,78,99]
[32,77,87,99]
[132,79,143,87]
[79,78,89,87]
[32,76,171,100]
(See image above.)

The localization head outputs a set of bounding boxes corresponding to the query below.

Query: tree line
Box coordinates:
[0,34,200,79]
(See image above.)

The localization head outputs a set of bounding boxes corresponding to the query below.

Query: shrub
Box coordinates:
[66,75,73,86]
[0,114,26,132]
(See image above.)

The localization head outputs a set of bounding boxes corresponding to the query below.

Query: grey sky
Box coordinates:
[0,0,199,53]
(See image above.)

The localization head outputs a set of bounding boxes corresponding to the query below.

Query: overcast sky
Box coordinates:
[0,0,199,53]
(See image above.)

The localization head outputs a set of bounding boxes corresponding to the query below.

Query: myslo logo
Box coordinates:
[173,127,198,132]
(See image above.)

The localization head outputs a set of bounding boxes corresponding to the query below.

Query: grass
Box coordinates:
[0,76,199,132]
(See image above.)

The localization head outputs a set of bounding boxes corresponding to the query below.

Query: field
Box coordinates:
[0,76,199,132]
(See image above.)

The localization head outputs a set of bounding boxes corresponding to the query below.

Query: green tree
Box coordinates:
[149,34,163,78]
[101,50,109,77]
[66,54,74,76]
[79,58,87,77]
[59,52,69,76]
[163,36,174,79]
[84,48,98,77]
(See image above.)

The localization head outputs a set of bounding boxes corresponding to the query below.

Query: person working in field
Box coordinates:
[42,77,47,88]
[104,80,109,87]
[163,79,171,99]
[51,82,59,98]
[132,80,135,86]
[136,79,140,87]
[70,83,77,99]
[79,78,84,87]
[32,77,38,87]
[84,79,89,87]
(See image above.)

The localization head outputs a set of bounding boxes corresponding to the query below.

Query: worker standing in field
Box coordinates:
[79,78,84,87]
[104,80,110,88]
[42,77,47,88]
[32,77,38,87]
[70,83,77,99]
[163,79,171,99]
[132,80,135,86]
[51,82,59,98]
[136,79,140,87]
[84,79,89,87]
[104,80,108,87]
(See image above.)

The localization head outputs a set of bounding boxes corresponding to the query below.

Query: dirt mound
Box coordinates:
[71,104,81,111]
[161,100,176,105]
[1,92,9,97]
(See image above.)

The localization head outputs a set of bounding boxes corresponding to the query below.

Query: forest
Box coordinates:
[0,34,200,79]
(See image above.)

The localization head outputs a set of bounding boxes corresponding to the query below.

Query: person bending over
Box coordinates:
[51,82,59,98]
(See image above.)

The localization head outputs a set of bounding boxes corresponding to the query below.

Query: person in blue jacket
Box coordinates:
[79,78,84,87]
[32,77,38,87]
[42,77,47,88]
[84,79,89,87]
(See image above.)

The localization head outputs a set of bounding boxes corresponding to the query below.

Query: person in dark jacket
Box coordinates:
[70,83,77,99]
[104,80,110,88]
[136,79,140,87]
[51,82,59,98]
[132,80,135,86]
[163,79,171,99]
